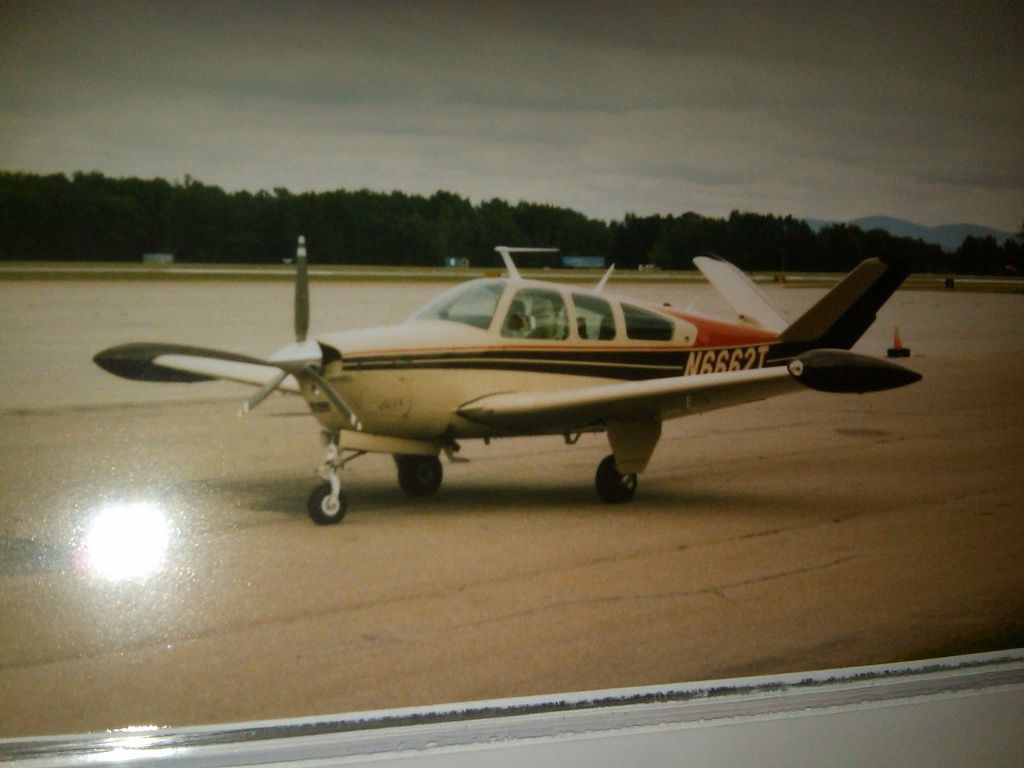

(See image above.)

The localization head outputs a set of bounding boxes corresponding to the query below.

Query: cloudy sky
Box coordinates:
[2,1,1021,230]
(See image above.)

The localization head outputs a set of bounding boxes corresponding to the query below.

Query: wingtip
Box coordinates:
[790,349,922,393]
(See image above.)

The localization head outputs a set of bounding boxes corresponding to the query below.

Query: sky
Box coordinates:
[1,1,1021,231]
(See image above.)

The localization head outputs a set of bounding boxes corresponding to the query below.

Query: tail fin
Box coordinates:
[777,255,910,352]
[693,255,788,333]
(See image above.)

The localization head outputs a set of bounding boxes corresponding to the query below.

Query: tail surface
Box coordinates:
[693,255,789,333]
[774,255,910,355]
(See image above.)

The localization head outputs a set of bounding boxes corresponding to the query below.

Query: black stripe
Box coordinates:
[353,358,678,380]
[349,348,692,365]
[347,348,685,380]
[343,347,777,381]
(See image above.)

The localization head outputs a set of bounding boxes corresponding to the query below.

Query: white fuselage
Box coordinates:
[302,277,774,444]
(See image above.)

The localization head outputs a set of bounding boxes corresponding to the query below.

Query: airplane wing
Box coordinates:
[694,255,788,332]
[93,342,301,393]
[457,366,800,433]
[456,349,921,434]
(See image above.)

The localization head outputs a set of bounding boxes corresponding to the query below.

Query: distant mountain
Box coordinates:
[803,215,1016,252]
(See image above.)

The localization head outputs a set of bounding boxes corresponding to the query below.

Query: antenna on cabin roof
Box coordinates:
[595,263,616,292]
[494,246,559,280]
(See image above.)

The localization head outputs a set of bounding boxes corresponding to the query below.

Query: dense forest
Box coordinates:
[1,171,1020,275]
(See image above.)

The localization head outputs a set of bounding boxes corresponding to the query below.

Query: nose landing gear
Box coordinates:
[308,438,347,524]
[305,434,448,523]
[307,481,347,525]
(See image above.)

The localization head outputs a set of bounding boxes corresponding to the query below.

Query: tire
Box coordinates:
[595,454,637,503]
[395,454,443,497]
[307,482,347,524]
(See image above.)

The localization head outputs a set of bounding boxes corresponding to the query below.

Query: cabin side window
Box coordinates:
[622,303,674,341]
[501,288,569,340]
[572,294,616,340]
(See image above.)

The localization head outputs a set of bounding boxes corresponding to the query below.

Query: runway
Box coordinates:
[1,278,1022,736]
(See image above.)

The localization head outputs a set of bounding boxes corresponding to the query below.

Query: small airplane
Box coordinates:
[94,239,921,524]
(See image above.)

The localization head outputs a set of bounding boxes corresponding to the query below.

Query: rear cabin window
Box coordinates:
[623,304,674,341]
[572,294,616,340]
[501,288,569,340]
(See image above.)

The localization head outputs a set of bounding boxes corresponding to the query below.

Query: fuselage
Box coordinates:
[303,277,778,440]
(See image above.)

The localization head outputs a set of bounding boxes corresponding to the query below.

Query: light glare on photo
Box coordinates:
[82,501,170,581]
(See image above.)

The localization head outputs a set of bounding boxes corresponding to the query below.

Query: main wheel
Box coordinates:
[595,454,637,503]
[307,482,348,525]
[395,454,443,497]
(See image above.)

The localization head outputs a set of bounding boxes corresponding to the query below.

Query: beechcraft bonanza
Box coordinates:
[95,239,921,524]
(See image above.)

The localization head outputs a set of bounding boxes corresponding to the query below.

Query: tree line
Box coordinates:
[1,171,1020,275]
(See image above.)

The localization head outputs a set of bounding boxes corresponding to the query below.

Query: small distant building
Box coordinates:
[445,256,470,267]
[561,255,605,269]
[143,253,174,264]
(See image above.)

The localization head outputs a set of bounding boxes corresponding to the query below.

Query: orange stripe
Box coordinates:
[665,310,779,347]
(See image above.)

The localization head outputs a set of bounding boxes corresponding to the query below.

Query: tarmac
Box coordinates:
[0,278,1022,736]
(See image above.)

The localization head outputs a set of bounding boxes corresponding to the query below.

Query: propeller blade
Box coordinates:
[295,235,309,342]
[245,237,361,430]
[304,365,362,430]
[239,369,289,417]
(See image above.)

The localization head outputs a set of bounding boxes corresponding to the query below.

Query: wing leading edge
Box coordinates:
[456,349,921,435]
[457,365,800,434]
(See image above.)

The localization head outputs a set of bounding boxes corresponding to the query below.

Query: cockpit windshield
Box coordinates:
[412,279,505,330]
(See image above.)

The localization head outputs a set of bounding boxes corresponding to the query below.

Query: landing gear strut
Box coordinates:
[595,454,637,503]
[308,435,348,524]
[395,454,443,497]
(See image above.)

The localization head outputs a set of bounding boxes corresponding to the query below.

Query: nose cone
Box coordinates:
[789,349,922,393]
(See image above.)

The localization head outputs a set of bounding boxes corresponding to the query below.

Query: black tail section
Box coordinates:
[771,255,910,359]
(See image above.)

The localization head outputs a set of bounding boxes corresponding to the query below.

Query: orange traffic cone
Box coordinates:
[887,326,910,358]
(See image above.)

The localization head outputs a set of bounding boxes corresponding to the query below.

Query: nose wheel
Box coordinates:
[308,481,348,524]
[308,436,349,524]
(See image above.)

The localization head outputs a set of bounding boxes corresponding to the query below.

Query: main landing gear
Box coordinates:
[306,435,636,523]
[394,454,443,497]
[595,454,637,504]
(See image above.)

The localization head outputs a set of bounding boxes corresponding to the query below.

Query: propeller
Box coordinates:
[239,236,361,429]
[239,368,289,415]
